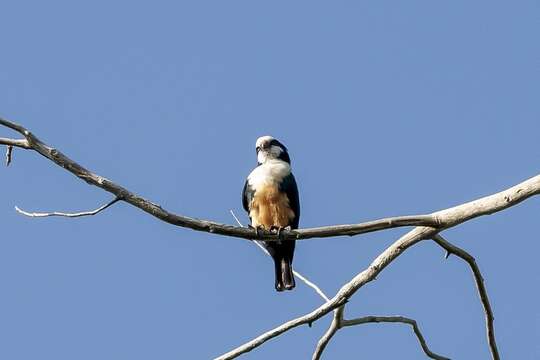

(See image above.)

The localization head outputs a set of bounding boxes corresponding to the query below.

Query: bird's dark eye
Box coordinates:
[256,146,261,153]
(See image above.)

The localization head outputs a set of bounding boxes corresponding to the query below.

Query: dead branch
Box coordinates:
[312,306,344,360]
[432,234,499,360]
[0,137,30,149]
[15,197,121,218]
[337,315,450,360]
[0,117,442,241]
[2,117,539,243]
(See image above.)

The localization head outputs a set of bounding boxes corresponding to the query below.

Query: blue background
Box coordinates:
[1,1,539,359]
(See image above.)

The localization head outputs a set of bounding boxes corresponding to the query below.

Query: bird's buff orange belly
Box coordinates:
[249,184,294,229]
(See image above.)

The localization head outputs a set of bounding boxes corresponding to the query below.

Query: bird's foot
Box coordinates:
[248,224,264,238]
[270,226,292,243]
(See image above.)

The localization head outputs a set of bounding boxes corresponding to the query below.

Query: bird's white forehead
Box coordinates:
[256,135,275,148]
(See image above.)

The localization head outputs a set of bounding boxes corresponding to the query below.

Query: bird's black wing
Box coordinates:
[279,173,300,229]
[242,179,255,215]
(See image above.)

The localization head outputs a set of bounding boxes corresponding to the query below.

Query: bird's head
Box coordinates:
[255,135,290,165]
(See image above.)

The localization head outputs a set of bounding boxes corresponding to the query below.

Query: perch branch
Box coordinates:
[15,197,121,218]
[1,116,443,241]
[432,234,499,360]
[2,117,539,244]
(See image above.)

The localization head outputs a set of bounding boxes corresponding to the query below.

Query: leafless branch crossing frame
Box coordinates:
[2,116,538,359]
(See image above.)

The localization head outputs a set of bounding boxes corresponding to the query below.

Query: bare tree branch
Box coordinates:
[2,117,539,244]
[0,116,442,241]
[312,309,449,360]
[0,118,27,133]
[0,137,30,149]
[15,197,121,218]
[312,306,344,360]
[337,315,450,360]
[432,234,499,360]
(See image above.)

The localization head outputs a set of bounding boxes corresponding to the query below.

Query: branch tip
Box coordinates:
[14,198,121,218]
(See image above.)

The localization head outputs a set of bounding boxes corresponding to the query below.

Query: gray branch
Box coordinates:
[0,117,442,241]
[432,234,499,360]
[312,305,344,360]
[339,316,450,360]
[15,197,121,218]
[0,137,30,149]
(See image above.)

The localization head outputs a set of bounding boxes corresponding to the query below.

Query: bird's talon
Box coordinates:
[249,225,264,238]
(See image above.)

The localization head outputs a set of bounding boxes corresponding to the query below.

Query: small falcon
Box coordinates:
[242,136,300,291]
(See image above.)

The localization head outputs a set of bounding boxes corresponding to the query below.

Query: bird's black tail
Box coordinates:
[274,256,295,291]
[266,240,296,292]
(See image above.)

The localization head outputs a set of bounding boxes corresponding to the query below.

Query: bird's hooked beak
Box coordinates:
[256,141,270,153]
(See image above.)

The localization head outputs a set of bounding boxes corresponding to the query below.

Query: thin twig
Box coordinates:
[6,145,13,166]
[339,315,450,360]
[294,272,330,302]
[15,197,121,218]
[229,210,330,302]
[432,234,499,360]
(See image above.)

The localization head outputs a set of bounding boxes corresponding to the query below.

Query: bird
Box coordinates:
[242,135,300,291]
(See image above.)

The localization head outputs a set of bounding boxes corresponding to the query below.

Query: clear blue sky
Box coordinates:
[1,1,539,359]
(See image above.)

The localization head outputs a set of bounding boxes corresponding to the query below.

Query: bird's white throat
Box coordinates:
[247,160,291,190]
